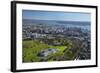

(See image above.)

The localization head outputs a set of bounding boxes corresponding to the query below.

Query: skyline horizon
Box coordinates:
[22,10,91,22]
[23,18,91,22]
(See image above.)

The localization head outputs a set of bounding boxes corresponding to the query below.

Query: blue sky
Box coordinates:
[22,10,91,22]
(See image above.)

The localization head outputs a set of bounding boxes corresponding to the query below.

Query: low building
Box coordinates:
[37,48,58,57]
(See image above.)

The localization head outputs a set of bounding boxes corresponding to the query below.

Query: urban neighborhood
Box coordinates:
[22,20,91,62]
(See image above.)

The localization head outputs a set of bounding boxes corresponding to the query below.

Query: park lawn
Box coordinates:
[23,40,68,62]
[50,46,67,52]
[23,40,50,62]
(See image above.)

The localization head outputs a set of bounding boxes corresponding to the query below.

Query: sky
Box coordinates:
[22,10,91,22]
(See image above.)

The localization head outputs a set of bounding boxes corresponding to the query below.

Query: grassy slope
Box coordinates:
[22,40,67,62]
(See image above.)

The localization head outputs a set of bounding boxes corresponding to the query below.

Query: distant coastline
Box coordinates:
[23,19,90,26]
[22,19,90,31]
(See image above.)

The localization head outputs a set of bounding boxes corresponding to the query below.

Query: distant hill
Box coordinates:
[22,19,90,26]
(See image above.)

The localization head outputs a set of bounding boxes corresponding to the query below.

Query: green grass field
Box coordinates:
[22,40,68,62]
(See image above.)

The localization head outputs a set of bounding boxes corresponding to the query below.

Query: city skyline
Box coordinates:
[22,10,91,22]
